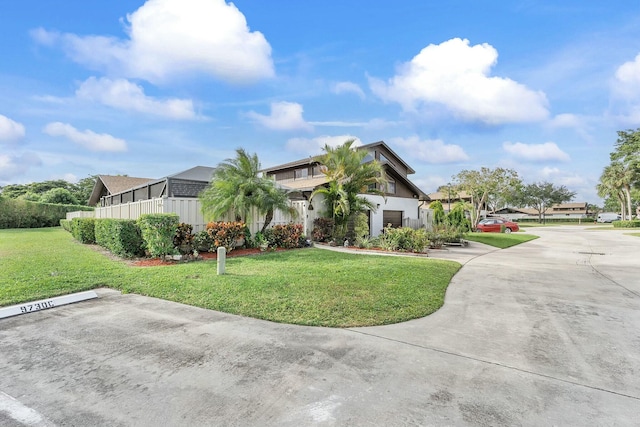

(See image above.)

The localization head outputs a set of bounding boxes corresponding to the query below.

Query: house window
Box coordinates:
[382,178,396,194]
[379,152,395,167]
[312,165,325,176]
[362,151,374,163]
[295,168,308,179]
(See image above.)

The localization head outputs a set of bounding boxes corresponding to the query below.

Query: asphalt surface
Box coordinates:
[1,226,639,426]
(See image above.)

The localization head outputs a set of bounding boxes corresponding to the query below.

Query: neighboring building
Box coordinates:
[88,175,153,206]
[261,141,429,237]
[96,166,215,207]
[426,190,473,212]
[491,202,592,221]
[82,166,215,232]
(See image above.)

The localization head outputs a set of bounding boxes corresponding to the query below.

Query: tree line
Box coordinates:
[0,177,97,206]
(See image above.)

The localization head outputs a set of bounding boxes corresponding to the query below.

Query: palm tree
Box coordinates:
[255,180,297,233]
[310,140,387,238]
[199,148,296,228]
[597,162,629,218]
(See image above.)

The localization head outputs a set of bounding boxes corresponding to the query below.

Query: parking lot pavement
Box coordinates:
[1,227,639,426]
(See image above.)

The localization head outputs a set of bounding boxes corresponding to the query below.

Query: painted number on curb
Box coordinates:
[19,301,55,314]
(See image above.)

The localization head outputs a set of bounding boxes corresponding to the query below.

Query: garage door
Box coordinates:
[383,210,403,228]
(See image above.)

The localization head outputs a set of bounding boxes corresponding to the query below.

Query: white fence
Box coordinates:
[65,210,95,220]
[85,197,305,235]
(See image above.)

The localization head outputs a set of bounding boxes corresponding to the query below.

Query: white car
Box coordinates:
[596,212,621,223]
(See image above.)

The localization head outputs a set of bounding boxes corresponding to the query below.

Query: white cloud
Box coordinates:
[0,153,42,181]
[539,166,586,187]
[369,38,549,125]
[246,102,313,131]
[613,53,640,97]
[76,77,198,119]
[32,0,274,84]
[0,114,26,143]
[286,135,362,156]
[43,122,127,152]
[392,136,469,164]
[503,141,570,162]
[331,81,365,99]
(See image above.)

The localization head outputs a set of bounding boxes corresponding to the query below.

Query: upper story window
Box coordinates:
[362,151,374,163]
[312,165,326,176]
[294,168,309,179]
[382,178,396,194]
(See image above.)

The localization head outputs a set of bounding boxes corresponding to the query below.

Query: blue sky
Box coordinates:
[2,1,640,203]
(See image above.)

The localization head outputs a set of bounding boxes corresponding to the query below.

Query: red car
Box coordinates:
[475,218,519,233]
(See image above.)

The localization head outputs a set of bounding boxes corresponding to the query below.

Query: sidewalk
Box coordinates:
[314,240,498,264]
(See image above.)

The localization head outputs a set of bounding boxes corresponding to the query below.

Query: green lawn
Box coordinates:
[465,232,539,248]
[0,228,461,327]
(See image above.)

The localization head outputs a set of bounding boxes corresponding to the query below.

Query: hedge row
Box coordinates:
[0,197,93,229]
[71,217,96,243]
[612,219,640,228]
[64,215,307,258]
[95,219,144,258]
[515,217,595,223]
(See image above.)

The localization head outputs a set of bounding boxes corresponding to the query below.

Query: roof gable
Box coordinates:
[88,175,151,206]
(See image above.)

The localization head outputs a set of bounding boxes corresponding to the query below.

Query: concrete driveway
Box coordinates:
[1,227,639,426]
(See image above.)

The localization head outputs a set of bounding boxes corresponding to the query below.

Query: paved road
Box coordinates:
[1,227,639,426]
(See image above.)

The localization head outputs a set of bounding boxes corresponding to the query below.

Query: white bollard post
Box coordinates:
[217,246,226,275]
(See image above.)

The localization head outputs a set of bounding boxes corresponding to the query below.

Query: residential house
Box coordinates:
[426,190,473,213]
[491,202,592,221]
[261,141,429,237]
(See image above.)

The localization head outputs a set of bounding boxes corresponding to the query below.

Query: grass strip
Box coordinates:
[465,232,538,249]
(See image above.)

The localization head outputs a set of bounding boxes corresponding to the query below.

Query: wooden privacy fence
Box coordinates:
[87,197,306,235]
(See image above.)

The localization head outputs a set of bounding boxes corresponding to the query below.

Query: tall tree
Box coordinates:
[515,181,575,223]
[310,140,387,238]
[199,148,296,229]
[452,167,521,227]
[597,162,630,219]
[608,129,640,218]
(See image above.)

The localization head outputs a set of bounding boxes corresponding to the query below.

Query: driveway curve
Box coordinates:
[1,227,639,426]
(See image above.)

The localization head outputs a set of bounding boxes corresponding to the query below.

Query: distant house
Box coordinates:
[426,190,473,212]
[262,141,429,236]
[491,202,592,221]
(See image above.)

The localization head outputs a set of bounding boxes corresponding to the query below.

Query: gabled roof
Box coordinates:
[168,166,216,182]
[88,175,151,206]
[359,141,415,175]
[427,190,472,201]
[261,140,416,175]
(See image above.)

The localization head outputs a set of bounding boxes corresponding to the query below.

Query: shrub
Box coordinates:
[0,198,93,229]
[612,219,640,228]
[312,217,334,242]
[60,219,72,232]
[205,221,246,253]
[446,202,472,232]
[430,200,445,225]
[353,213,369,240]
[263,223,305,249]
[426,225,465,249]
[70,217,96,244]
[173,223,194,254]
[95,219,144,258]
[192,230,215,252]
[378,226,429,252]
[138,214,179,258]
